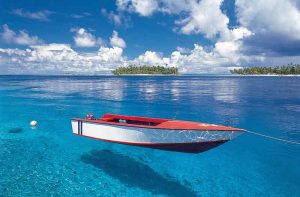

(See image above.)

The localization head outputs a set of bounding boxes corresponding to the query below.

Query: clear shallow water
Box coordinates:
[0,75,300,196]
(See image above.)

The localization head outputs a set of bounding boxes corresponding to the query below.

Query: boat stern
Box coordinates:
[71,118,83,135]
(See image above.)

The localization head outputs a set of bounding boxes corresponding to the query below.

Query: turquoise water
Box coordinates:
[0,75,299,196]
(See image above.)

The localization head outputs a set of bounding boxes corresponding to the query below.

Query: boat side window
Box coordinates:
[119,119,127,123]
[126,120,160,126]
[108,118,160,126]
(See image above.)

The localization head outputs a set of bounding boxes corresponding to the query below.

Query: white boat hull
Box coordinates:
[71,120,242,153]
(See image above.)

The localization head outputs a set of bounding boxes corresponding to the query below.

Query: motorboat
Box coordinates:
[71,113,244,153]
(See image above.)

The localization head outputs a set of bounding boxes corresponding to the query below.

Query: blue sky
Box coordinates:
[1,0,300,74]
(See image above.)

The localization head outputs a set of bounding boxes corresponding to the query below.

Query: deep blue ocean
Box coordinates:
[0,75,299,196]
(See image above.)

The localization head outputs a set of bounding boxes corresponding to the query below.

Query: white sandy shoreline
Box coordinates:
[230,74,300,77]
[115,74,179,76]
[1,74,300,77]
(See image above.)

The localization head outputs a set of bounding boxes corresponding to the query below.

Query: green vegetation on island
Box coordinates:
[112,65,179,75]
[230,63,300,75]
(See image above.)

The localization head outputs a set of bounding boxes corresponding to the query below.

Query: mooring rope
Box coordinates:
[244,130,300,145]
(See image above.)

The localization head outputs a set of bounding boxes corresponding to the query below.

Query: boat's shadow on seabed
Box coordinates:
[80,149,197,197]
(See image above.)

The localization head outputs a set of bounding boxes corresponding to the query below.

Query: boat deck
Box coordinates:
[72,114,244,131]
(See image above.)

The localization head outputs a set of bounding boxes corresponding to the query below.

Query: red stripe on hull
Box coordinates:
[74,133,228,153]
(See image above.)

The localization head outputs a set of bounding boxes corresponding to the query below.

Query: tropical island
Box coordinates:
[230,63,300,75]
[112,65,179,75]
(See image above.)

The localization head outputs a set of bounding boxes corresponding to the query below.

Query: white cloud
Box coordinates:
[2,1,300,74]
[70,12,91,19]
[101,8,131,27]
[176,46,191,54]
[0,24,256,74]
[110,31,126,48]
[115,0,300,57]
[158,0,191,14]
[171,44,240,74]
[175,0,229,38]
[235,0,300,55]
[236,0,300,40]
[0,43,125,74]
[132,0,158,16]
[116,0,190,16]
[71,28,103,47]
[98,46,124,62]
[116,0,253,41]
[131,36,255,73]
[101,9,122,26]
[134,51,168,65]
[0,24,43,45]
[12,8,53,21]
[0,30,128,74]
[117,0,158,16]
[113,0,256,73]
[0,38,287,75]
[230,27,253,41]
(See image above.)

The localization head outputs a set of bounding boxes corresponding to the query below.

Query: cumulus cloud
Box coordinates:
[158,0,190,14]
[1,0,300,74]
[115,0,300,58]
[110,31,126,48]
[0,24,43,45]
[114,0,300,66]
[117,0,158,16]
[235,0,300,55]
[132,25,257,73]
[116,0,253,43]
[0,40,247,74]
[131,0,159,16]
[7,0,249,73]
[175,0,229,38]
[114,0,256,72]
[0,43,125,74]
[12,8,53,21]
[134,51,168,65]
[0,38,276,75]
[176,46,191,54]
[0,30,127,74]
[117,0,191,16]
[236,0,300,40]
[131,38,257,73]
[71,28,103,47]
